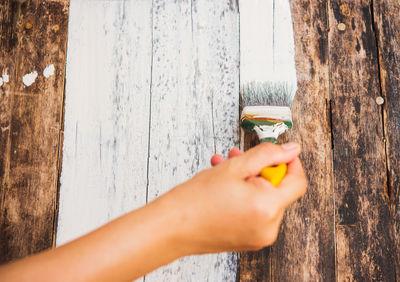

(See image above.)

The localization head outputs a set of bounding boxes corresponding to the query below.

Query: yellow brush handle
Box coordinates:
[260,163,287,187]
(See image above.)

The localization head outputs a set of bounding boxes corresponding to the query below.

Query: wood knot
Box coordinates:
[24,22,33,30]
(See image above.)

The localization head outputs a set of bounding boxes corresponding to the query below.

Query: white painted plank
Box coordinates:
[194,0,241,157]
[145,0,239,281]
[58,0,239,280]
[273,0,297,93]
[239,0,274,84]
[57,0,152,253]
[239,0,297,106]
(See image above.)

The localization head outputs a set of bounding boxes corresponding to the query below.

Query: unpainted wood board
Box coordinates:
[328,1,396,280]
[373,1,400,278]
[0,0,69,263]
[237,1,335,281]
[145,0,238,280]
[0,1,17,262]
[0,1,16,194]
[271,1,335,281]
[57,0,152,254]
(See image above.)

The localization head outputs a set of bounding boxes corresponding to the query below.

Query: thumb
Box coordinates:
[227,142,301,178]
[277,157,308,207]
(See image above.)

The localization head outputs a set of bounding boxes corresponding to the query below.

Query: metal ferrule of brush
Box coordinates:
[253,123,289,144]
[240,106,293,144]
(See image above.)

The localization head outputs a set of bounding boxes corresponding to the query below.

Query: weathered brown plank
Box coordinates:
[0,0,22,262]
[237,131,271,281]
[0,0,69,263]
[270,1,335,281]
[329,1,396,280]
[0,2,16,200]
[373,1,400,279]
[238,1,335,280]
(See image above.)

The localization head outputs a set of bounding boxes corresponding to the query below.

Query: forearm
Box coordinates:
[0,194,188,282]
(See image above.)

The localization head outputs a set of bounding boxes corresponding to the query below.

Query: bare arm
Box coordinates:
[0,142,307,282]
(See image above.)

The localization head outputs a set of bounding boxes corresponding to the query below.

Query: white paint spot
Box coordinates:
[0,74,9,87]
[22,71,38,87]
[43,64,55,78]
[2,74,9,83]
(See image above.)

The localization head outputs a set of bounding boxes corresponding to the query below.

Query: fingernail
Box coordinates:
[281,142,300,151]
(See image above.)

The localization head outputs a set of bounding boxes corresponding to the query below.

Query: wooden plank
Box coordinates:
[145,0,239,280]
[237,1,274,280]
[56,0,152,257]
[373,1,400,279]
[328,1,396,280]
[0,1,17,263]
[270,1,335,281]
[0,1,16,200]
[238,1,335,280]
[0,0,69,263]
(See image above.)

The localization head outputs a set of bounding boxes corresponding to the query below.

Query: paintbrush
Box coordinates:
[239,0,297,186]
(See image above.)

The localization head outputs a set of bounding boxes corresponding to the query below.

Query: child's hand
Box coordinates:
[156,142,307,255]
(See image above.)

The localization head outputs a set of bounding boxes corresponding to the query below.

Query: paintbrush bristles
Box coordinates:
[240,81,296,107]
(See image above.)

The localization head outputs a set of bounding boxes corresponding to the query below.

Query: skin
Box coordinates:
[0,142,307,282]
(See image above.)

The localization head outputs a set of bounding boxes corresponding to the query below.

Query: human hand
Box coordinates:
[0,142,306,282]
[157,142,307,256]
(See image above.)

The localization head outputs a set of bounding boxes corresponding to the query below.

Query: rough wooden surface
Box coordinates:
[239,0,400,281]
[373,1,400,279]
[271,1,335,281]
[329,1,396,280]
[57,0,239,280]
[238,1,335,281]
[0,0,69,263]
[1,0,400,280]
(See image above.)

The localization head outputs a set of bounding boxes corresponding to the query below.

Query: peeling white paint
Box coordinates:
[22,71,38,87]
[2,74,9,83]
[43,64,55,78]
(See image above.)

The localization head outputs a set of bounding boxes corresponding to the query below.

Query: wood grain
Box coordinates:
[271,1,335,281]
[329,1,396,280]
[0,0,69,263]
[373,1,400,279]
[56,0,152,251]
[238,1,335,281]
[2,0,398,280]
[145,0,238,280]
[58,0,239,280]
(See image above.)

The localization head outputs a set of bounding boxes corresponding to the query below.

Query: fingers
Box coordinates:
[277,157,308,207]
[246,175,274,190]
[228,142,301,178]
[210,154,225,167]
[211,148,243,167]
[228,148,243,158]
